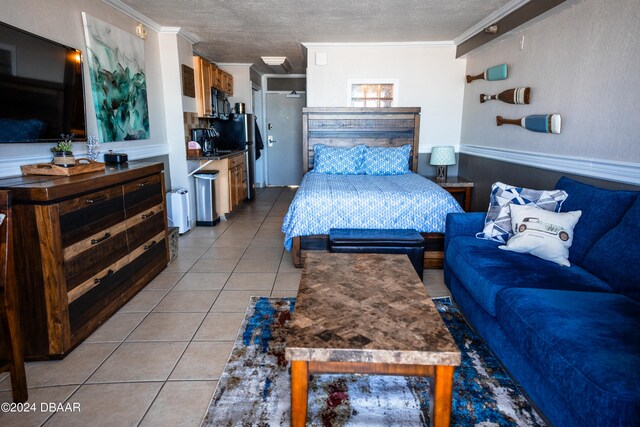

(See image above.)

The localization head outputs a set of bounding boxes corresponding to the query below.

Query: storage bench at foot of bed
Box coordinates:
[291,233,444,270]
[329,228,425,279]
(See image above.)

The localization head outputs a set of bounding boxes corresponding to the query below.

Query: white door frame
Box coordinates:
[251,83,265,187]
[260,74,306,186]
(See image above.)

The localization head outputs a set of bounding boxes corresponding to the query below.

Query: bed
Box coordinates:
[283,107,464,267]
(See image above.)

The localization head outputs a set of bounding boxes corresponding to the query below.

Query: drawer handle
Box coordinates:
[141,211,155,220]
[91,232,111,245]
[137,181,152,188]
[94,269,114,285]
[86,195,107,204]
[144,240,157,250]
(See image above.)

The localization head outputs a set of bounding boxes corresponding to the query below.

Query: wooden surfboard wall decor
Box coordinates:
[466,63,508,83]
[481,87,531,104]
[496,114,562,134]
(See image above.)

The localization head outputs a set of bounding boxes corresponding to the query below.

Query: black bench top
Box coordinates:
[329,228,424,246]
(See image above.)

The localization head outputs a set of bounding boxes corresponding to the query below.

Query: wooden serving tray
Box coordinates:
[21,158,106,176]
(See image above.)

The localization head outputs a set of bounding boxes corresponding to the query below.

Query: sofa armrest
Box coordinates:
[444,212,485,254]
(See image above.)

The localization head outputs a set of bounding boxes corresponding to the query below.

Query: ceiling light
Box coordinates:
[261,56,292,74]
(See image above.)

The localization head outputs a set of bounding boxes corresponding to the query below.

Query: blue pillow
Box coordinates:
[362,144,411,175]
[313,144,364,175]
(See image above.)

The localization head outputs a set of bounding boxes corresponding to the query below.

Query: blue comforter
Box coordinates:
[282,172,464,250]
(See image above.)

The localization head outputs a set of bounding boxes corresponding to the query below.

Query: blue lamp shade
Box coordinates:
[429,146,456,181]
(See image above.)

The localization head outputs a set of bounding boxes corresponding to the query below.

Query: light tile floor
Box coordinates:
[0,186,450,426]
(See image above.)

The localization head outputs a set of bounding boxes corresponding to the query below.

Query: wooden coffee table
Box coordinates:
[285,252,461,427]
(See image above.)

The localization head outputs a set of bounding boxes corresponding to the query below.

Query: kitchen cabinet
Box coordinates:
[213,67,234,96]
[0,163,168,358]
[194,55,215,117]
[222,71,234,96]
[228,153,247,212]
[202,152,247,216]
[194,55,234,117]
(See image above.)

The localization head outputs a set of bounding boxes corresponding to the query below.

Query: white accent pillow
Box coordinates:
[499,204,582,267]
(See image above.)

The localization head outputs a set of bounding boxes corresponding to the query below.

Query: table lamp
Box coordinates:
[430,146,456,182]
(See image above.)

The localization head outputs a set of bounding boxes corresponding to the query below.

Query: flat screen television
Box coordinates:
[0,21,86,143]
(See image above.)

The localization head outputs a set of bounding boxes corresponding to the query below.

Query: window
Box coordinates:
[350,83,394,107]
[347,79,398,107]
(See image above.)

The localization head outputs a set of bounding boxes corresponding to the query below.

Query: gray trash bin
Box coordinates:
[193,172,220,226]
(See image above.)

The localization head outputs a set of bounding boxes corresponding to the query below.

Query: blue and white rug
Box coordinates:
[203,297,546,426]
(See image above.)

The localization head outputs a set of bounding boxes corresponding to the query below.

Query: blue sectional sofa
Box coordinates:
[444,177,640,427]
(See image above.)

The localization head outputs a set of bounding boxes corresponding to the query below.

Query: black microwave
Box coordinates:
[212,89,230,118]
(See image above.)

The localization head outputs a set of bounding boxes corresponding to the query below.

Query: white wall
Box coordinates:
[304,43,467,152]
[158,32,192,193]
[0,0,172,177]
[219,64,254,113]
[460,0,640,165]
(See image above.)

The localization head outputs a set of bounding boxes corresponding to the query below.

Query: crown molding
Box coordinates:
[454,0,531,45]
[460,144,640,186]
[102,0,161,32]
[302,41,454,49]
[218,63,255,67]
[160,27,201,44]
[103,0,201,44]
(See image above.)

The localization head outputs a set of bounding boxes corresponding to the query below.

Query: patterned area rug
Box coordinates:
[203,297,546,426]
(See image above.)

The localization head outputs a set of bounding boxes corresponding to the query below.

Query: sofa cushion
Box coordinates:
[496,288,640,427]
[583,196,640,301]
[556,177,638,265]
[446,236,613,316]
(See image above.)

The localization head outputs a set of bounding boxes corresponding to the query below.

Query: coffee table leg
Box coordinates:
[431,365,455,427]
[291,360,309,427]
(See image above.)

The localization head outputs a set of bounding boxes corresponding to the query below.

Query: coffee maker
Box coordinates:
[190,128,219,156]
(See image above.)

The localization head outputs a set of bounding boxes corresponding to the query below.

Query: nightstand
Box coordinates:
[429,177,474,211]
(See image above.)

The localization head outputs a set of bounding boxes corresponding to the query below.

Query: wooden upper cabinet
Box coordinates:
[194,55,234,116]
[213,67,234,96]
[194,55,213,117]
[225,72,234,96]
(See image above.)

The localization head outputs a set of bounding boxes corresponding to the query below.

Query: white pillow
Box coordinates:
[499,204,582,267]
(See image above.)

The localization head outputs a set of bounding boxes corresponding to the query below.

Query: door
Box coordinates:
[266,92,306,186]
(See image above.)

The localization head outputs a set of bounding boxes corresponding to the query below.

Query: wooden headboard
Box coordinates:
[302,107,421,172]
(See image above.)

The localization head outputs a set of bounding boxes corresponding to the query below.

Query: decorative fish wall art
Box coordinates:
[496,114,562,134]
[466,64,508,83]
[481,87,531,104]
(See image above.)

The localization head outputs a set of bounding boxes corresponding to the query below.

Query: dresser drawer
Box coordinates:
[66,255,131,304]
[123,174,163,217]
[127,211,166,251]
[59,186,125,247]
[63,223,129,293]
[67,238,167,337]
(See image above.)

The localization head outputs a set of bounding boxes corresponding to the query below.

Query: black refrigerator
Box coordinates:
[211,114,256,200]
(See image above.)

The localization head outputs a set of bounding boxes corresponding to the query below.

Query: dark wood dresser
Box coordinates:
[0,162,169,359]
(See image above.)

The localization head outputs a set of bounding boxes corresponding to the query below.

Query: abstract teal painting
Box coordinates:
[82,13,149,142]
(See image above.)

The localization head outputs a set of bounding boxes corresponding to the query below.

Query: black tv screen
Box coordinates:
[0,22,86,143]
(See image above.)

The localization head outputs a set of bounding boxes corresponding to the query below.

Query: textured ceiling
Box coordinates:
[121,0,514,73]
